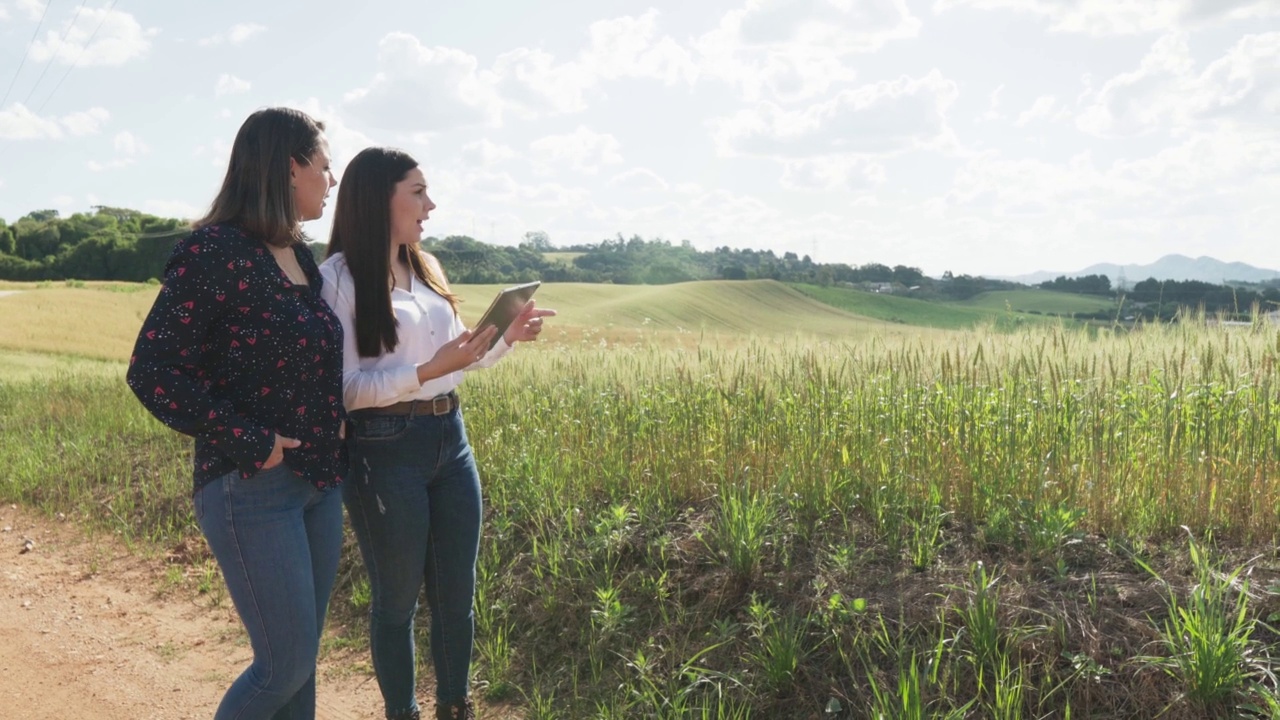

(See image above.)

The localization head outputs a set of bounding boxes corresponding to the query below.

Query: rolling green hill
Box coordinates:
[788,284,1120,329]
[0,280,1121,365]
[961,289,1116,315]
[0,280,915,364]
[787,283,1021,330]
[455,280,894,339]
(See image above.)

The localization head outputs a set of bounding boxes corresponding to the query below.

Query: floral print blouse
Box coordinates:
[126,223,348,491]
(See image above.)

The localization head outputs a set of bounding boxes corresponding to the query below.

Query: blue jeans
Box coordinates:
[195,462,344,720]
[344,407,482,715]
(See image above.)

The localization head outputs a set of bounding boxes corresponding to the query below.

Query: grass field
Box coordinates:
[541,251,585,267]
[787,282,1030,329]
[4,281,1280,717]
[0,284,159,361]
[0,280,918,362]
[458,280,905,342]
[961,288,1118,315]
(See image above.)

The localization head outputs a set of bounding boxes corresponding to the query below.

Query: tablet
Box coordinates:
[472,281,541,349]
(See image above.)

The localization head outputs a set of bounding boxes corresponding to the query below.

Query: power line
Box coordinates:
[21,0,89,107]
[35,0,120,115]
[0,0,54,110]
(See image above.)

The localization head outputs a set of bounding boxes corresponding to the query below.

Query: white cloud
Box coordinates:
[978,84,1005,121]
[1014,94,1067,126]
[289,99,378,173]
[694,0,918,102]
[30,6,156,66]
[193,138,233,168]
[343,33,502,133]
[0,104,108,140]
[577,185,859,255]
[489,47,595,116]
[933,0,1280,36]
[0,104,61,140]
[940,123,1280,256]
[215,73,251,97]
[460,139,516,167]
[142,199,202,220]
[199,22,266,47]
[607,168,670,193]
[228,23,265,44]
[343,12,702,131]
[1077,31,1280,136]
[529,127,623,175]
[464,170,589,208]
[60,107,110,135]
[710,69,959,158]
[0,6,9,21]
[86,130,148,171]
[13,0,41,21]
[113,131,147,155]
[928,134,1280,272]
[579,10,699,85]
[487,11,697,118]
[735,0,921,51]
[1113,129,1280,194]
[86,159,127,172]
[781,156,886,191]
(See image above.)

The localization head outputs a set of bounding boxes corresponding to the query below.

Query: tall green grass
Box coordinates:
[6,320,1280,715]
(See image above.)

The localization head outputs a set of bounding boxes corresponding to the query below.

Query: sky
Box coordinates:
[0,0,1277,278]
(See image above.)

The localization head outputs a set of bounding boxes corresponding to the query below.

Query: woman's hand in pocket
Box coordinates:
[263,434,300,469]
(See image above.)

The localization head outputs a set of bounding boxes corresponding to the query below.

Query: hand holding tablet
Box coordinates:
[472,281,543,349]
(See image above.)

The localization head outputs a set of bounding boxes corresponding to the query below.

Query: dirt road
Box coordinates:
[0,505,385,719]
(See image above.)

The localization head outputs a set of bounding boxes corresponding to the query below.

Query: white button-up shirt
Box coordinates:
[319,252,512,412]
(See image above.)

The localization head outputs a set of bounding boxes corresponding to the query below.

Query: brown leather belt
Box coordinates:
[353,391,459,417]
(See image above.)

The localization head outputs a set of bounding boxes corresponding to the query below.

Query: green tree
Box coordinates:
[0,220,14,255]
[14,221,62,260]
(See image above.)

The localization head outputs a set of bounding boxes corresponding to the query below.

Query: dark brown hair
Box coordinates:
[326,146,458,358]
[195,107,326,247]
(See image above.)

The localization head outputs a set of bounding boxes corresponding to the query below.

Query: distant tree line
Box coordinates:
[4,208,1274,320]
[0,207,188,281]
[1035,272,1280,320]
[1126,278,1280,321]
[1039,274,1112,295]
[425,232,1020,300]
[0,211,1028,301]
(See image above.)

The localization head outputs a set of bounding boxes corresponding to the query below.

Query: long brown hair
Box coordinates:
[326,146,459,358]
[195,107,326,247]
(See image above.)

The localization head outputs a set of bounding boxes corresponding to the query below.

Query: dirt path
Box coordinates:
[0,504,386,719]
[0,291,20,299]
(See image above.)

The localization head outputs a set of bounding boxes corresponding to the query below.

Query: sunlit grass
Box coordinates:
[8,295,1280,715]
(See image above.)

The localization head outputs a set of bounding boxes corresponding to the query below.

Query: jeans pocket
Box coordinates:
[354,415,409,441]
[249,461,294,481]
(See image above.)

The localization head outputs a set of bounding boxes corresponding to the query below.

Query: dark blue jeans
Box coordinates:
[344,407,482,716]
[195,462,344,720]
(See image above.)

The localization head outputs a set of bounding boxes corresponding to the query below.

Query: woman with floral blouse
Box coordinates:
[126,107,345,720]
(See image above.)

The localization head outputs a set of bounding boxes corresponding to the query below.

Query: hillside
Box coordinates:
[960,289,1116,315]
[0,280,907,364]
[457,280,889,339]
[785,283,1114,330]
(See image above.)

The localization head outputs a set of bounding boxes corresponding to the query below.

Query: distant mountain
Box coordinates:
[1008,254,1280,286]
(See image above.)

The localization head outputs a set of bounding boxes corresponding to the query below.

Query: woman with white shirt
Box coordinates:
[318,146,553,720]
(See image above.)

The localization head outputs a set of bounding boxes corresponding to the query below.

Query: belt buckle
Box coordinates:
[430,394,452,415]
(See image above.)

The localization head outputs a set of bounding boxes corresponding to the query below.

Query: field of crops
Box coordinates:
[3,281,1280,717]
